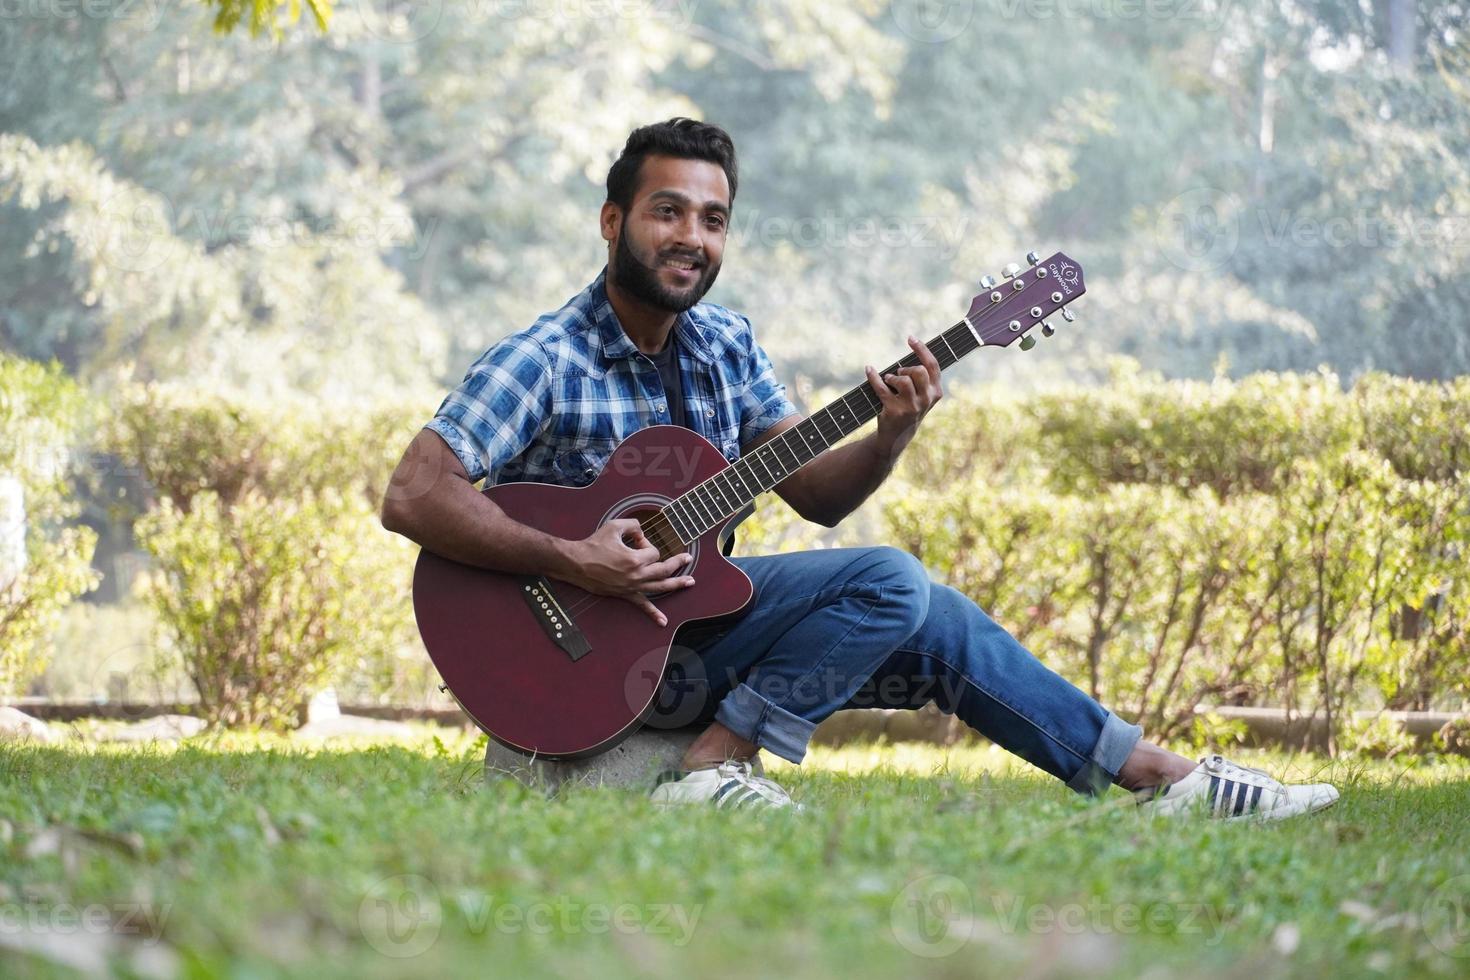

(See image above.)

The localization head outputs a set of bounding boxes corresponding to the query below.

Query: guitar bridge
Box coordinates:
[517,577,592,662]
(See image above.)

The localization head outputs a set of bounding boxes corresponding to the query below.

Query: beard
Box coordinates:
[610,221,721,314]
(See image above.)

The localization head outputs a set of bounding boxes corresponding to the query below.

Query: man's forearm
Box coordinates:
[383,476,579,579]
[790,432,900,528]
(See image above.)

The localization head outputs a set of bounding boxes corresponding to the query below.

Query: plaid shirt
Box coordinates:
[426,267,800,487]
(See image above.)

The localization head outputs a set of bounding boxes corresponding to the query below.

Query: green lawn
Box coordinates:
[2,732,1468,978]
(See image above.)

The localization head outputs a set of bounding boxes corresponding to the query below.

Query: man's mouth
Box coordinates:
[663,256,701,273]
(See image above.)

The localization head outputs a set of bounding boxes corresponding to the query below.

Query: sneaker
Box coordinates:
[1137,754,1339,819]
[649,760,802,811]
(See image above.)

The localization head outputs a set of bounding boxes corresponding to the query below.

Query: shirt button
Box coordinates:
[656,403,666,413]
[705,407,715,418]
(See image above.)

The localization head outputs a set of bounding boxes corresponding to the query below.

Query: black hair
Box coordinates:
[605,117,738,211]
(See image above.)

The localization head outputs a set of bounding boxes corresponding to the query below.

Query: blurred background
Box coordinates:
[1,0,1467,752]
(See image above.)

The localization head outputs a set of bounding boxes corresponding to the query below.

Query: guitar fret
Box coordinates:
[709,475,734,513]
[755,450,776,485]
[729,462,754,500]
[675,499,700,538]
[690,490,714,529]
[664,507,692,543]
[699,484,723,522]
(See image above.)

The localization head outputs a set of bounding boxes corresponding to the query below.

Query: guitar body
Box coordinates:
[412,425,755,759]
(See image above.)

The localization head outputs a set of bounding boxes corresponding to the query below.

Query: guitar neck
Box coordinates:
[655,318,981,546]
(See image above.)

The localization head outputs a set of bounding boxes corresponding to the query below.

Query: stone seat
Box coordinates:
[482,724,764,792]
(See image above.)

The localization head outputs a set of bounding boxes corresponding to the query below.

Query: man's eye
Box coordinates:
[706,216,726,229]
[656,205,676,216]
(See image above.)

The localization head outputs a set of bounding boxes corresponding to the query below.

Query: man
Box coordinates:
[381,118,1338,818]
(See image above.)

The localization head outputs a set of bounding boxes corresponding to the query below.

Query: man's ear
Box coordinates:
[600,201,621,245]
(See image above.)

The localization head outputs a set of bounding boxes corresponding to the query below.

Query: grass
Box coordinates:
[1,731,1468,978]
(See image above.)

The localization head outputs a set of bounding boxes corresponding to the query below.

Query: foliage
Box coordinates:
[2,1,1468,401]
[101,380,429,513]
[0,353,98,694]
[203,0,332,39]
[744,368,1470,750]
[102,384,433,721]
[134,487,416,729]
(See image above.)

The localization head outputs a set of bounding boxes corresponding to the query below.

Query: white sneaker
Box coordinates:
[1138,755,1339,819]
[649,760,802,811]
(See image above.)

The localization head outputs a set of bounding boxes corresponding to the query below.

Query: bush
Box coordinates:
[103,382,429,512]
[135,489,417,729]
[95,367,1468,738]
[0,353,99,694]
[846,370,1470,752]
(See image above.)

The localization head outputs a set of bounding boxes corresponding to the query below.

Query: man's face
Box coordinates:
[605,155,730,313]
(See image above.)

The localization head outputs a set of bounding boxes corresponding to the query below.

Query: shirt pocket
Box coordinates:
[551,439,618,487]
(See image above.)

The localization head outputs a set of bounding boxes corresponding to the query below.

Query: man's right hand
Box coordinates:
[555,519,694,627]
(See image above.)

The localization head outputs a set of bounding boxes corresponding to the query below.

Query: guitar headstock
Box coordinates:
[965,250,1084,351]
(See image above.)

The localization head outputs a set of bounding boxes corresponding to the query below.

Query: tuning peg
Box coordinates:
[1001,263,1022,279]
[1026,250,1041,266]
[1019,335,1037,351]
[978,275,998,290]
[1061,308,1076,322]
[1040,321,1055,337]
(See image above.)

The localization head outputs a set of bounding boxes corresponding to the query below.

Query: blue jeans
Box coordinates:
[652,546,1142,796]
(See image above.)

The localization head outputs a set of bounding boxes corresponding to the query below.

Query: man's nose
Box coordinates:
[670,213,703,251]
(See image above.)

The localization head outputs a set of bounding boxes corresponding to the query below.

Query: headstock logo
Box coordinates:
[1049,261,1079,295]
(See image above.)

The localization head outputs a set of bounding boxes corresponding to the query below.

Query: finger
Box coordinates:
[884,370,918,404]
[625,593,668,627]
[636,553,695,583]
[610,519,647,545]
[898,366,931,404]
[640,572,696,595]
[908,335,943,391]
[866,364,895,401]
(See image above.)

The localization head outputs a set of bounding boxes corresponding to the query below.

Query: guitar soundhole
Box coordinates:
[601,494,695,565]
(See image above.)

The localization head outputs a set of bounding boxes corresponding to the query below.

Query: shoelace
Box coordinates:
[715,761,794,805]
[1203,755,1278,784]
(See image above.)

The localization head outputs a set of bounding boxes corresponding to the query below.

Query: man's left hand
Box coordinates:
[864,334,943,461]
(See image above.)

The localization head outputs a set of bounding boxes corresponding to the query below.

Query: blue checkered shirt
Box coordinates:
[426,267,801,487]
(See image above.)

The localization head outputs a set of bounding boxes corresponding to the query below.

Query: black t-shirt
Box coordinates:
[646,330,688,429]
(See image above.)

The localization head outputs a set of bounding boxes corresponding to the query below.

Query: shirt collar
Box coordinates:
[588,266,715,366]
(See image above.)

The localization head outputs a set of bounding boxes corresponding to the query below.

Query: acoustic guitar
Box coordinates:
[413,251,1085,758]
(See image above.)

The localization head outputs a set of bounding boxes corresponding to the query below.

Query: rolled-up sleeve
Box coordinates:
[425,334,552,484]
[736,316,800,445]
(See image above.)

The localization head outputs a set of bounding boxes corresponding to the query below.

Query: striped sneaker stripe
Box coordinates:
[1206,775,1221,811]
[1232,782,1250,816]
[713,780,742,805]
[1248,784,1264,813]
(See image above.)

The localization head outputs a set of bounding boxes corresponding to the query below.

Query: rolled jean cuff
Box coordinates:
[1065,711,1144,797]
[713,683,818,764]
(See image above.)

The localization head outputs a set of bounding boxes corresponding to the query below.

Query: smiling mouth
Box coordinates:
[663,257,701,273]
